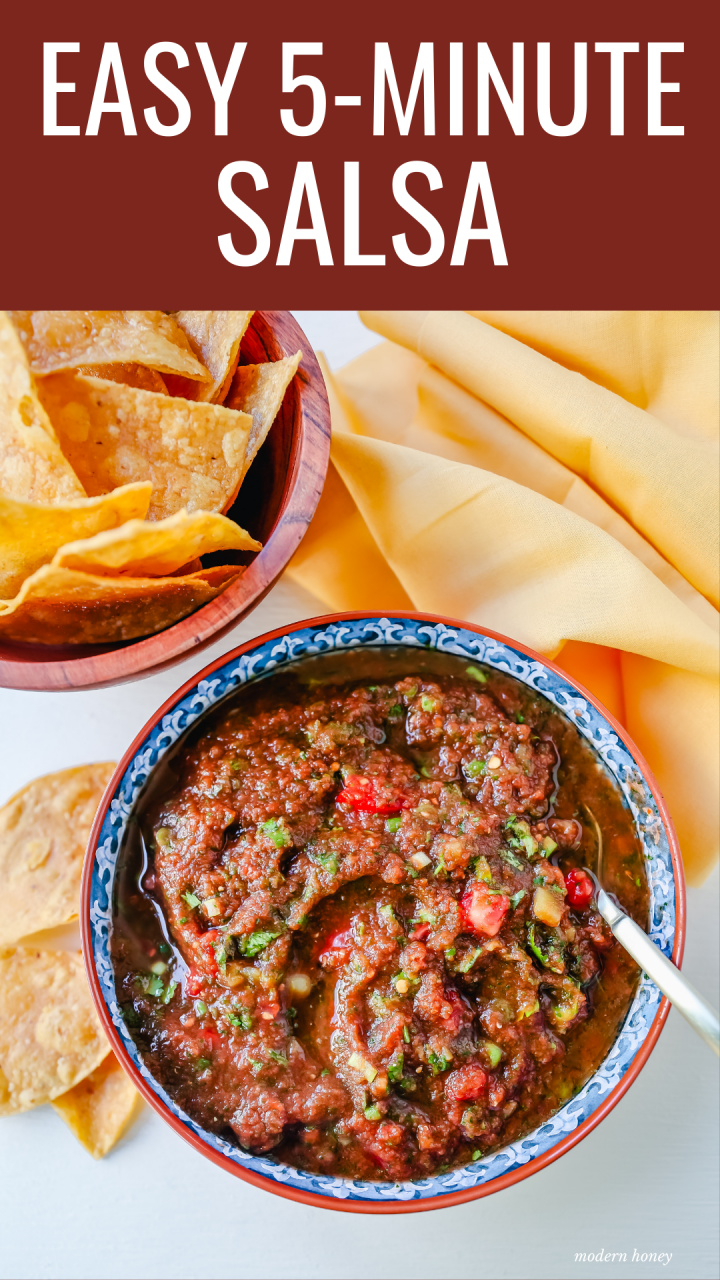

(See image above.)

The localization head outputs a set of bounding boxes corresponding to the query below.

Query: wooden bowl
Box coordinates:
[0,312,330,692]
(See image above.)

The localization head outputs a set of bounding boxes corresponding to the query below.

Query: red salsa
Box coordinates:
[112,648,648,1181]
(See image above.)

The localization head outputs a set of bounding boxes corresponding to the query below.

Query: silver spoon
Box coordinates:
[581,862,719,1057]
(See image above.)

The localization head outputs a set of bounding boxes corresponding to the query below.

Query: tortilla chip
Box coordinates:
[75,363,168,394]
[0,562,241,644]
[52,1051,139,1158]
[0,764,116,947]
[226,351,301,478]
[10,311,210,384]
[174,311,254,403]
[0,948,109,1115]
[0,482,152,599]
[38,375,253,520]
[0,312,86,504]
[53,508,261,578]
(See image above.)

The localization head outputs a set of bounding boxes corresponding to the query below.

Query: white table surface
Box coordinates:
[0,313,717,1280]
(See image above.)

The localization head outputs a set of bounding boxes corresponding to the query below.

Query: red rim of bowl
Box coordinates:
[0,310,330,693]
[82,610,686,1214]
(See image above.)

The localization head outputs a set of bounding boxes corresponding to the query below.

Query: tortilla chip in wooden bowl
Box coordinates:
[0,311,329,691]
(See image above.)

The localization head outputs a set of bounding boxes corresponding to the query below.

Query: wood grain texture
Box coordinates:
[0,312,330,691]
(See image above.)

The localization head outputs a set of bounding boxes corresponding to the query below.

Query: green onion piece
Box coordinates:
[194,1000,208,1016]
[385,816,402,834]
[465,665,487,684]
[364,1103,382,1121]
[162,980,177,1005]
[403,1025,411,1044]
[456,947,482,974]
[379,903,396,921]
[146,974,164,997]
[464,759,485,778]
[445,948,457,959]
[483,1042,503,1068]
[387,704,403,718]
[320,1068,330,1077]
[269,1050,288,1066]
[472,1149,482,1161]
[182,890,201,908]
[196,1057,211,1070]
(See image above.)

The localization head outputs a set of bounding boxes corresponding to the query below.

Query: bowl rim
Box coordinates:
[82,610,686,1214]
[0,310,330,693]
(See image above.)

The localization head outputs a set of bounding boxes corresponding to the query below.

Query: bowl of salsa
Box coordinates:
[82,612,684,1212]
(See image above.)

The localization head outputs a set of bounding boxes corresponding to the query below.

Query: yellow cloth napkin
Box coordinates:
[288,312,719,885]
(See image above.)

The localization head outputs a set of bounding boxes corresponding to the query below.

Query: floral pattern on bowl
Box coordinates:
[88,616,676,1204]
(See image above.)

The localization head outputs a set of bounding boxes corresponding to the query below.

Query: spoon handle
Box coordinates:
[597,889,720,1058]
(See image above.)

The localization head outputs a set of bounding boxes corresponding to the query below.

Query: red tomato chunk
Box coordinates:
[336,774,408,815]
[460,882,510,937]
[565,867,594,909]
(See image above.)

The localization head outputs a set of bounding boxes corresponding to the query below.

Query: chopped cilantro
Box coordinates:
[257,818,292,849]
[238,929,282,957]
[427,1049,451,1075]
[269,1050,288,1066]
[120,1003,141,1027]
[182,890,201,908]
[196,1057,211,1070]
[227,1010,252,1031]
[509,889,526,908]
[387,704,403,719]
[505,815,538,858]
[310,847,339,876]
[387,1052,404,1082]
[320,1067,330,1077]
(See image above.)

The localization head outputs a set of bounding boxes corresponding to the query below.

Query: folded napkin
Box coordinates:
[288,311,719,884]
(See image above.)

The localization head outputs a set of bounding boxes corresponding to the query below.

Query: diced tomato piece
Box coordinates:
[202,1028,221,1048]
[336,775,408,815]
[185,973,203,998]
[565,867,594,909]
[445,1064,487,1102]
[409,922,431,942]
[460,883,510,937]
[318,927,352,967]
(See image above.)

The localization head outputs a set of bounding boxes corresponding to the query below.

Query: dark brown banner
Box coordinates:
[2,0,716,305]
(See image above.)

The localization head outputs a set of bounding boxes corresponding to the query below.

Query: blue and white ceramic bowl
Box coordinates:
[82,613,684,1214]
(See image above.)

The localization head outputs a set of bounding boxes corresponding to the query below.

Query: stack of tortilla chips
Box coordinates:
[0,311,301,644]
[0,763,140,1159]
